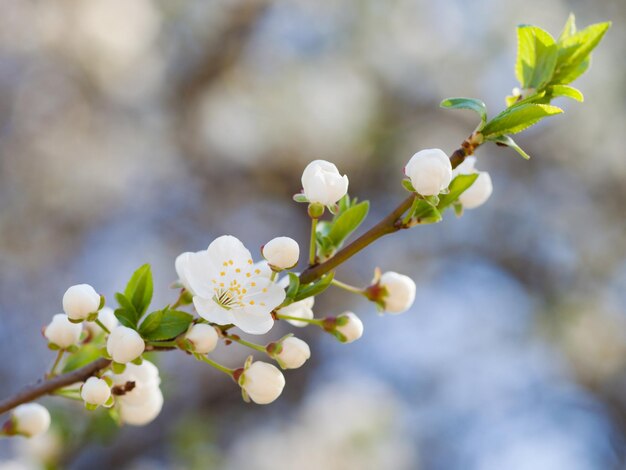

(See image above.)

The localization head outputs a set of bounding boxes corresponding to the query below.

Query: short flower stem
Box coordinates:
[309,217,318,265]
[275,313,324,327]
[331,279,364,296]
[94,319,111,335]
[197,355,234,376]
[49,350,64,377]
[226,335,266,353]
[147,340,179,348]
[270,271,278,282]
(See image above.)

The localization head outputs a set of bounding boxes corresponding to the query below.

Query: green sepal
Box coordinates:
[98,295,106,310]
[401,179,416,193]
[131,356,143,365]
[111,362,126,374]
[292,193,308,203]
[85,403,98,411]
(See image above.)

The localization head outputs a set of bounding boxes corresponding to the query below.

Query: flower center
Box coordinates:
[213,289,239,310]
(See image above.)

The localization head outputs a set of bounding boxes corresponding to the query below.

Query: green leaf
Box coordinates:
[515,25,557,89]
[440,97,488,128]
[327,201,369,247]
[62,344,104,373]
[490,135,531,160]
[546,84,584,102]
[481,103,563,137]
[406,198,442,224]
[438,174,479,210]
[114,293,139,328]
[124,264,153,317]
[294,272,335,302]
[139,309,193,341]
[553,21,610,84]
[285,273,300,300]
[558,13,577,42]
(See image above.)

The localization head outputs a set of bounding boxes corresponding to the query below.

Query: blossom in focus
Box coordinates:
[80,377,112,407]
[175,236,286,335]
[404,149,452,196]
[272,336,311,369]
[378,271,416,314]
[62,284,101,321]
[301,160,349,206]
[335,312,364,343]
[44,314,82,349]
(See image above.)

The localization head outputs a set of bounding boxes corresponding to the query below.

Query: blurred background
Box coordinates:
[0,0,624,468]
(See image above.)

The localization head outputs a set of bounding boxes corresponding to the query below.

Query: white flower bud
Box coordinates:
[80,377,111,406]
[404,149,452,196]
[240,361,285,405]
[84,307,118,336]
[185,324,218,354]
[262,237,300,270]
[274,337,311,369]
[44,314,82,349]
[118,387,163,426]
[106,326,145,364]
[459,172,493,209]
[12,404,50,437]
[301,160,349,206]
[110,360,160,406]
[62,284,100,321]
[379,271,416,314]
[336,312,363,343]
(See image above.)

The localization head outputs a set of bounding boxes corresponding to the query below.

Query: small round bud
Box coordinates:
[85,307,118,336]
[106,326,145,364]
[185,324,218,354]
[335,312,363,343]
[273,336,311,369]
[404,149,452,196]
[301,160,349,206]
[262,237,300,270]
[44,314,82,349]
[80,377,111,406]
[240,361,285,405]
[118,387,163,426]
[12,404,50,437]
[62,284,100,321]
[459,172,492,209]
[379,271,416,314]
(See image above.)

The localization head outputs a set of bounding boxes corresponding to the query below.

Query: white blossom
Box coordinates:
[44,314,82,349]
[110,360,163,426]
[301,160,349,206]
[185,323,219,354]
[175,236,286,335]
[404,148,452,196]
[274,337,311,369]
[276,276,315,327]
[106,326,145,364]
[452,156,493,209]
[62,284,100,321]
[80,377,111,406]
[12,404,50,437]
[84,307,118,336]
[336,312,364,343]
[379,271,416,314]
[262,237,299,270]
[240,361,285,405]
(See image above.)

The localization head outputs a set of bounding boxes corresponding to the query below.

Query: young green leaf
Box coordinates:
[124,264,153,318]
[547,84,584,102]
[481,103,563,137]
[62,344,104,373]
[327,201,369,248]
[440,97,488,128]
[515,25,557,89]
[489,135,531,160]
[438,174,479,210]
[114,293,139,328]
[553,21,610,84]
[139,309,194,341]
[558,13,577,42]
[294,272,335,302]
[285,273,300,300]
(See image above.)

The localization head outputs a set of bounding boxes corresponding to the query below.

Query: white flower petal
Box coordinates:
[194,296,234,325]
[207,235,253,268]
[232,306,274,334]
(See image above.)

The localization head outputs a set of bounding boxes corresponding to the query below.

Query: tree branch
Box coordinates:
[0,358,111,416]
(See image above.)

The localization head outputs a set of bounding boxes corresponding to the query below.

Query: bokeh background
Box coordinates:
[0,0,624,469]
